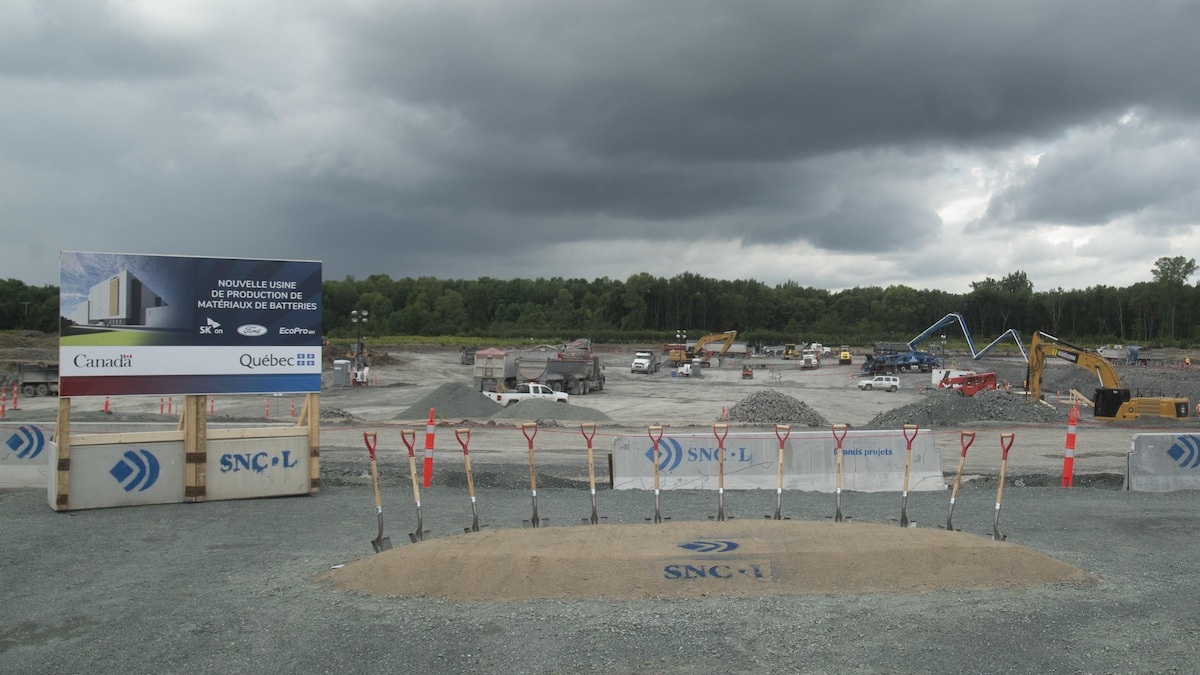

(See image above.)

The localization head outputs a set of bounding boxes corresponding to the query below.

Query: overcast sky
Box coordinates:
[5,1,1200,294]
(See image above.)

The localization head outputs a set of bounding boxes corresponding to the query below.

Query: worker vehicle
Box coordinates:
[781,344,799,360]
[741,365,754,379]
[473,339,604,395]
[858,375,900,392]
[800,348,820,369]
[630,350,661,374]
[667,331,738,367]
[17,363,59,397]
[483,382,570,407]
[936,371,998,396]
[459,346,476,365]
[1027,332,1189,421]
[838,346,852,365]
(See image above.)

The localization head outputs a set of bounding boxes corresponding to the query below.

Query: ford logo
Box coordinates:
[237,324,268,337]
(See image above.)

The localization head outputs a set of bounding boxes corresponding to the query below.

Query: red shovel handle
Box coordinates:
[775,424,791,446]
[363,432,378,461]
[903,424,919,448]
[580,422,596,448]
[648,425,663,445]
[522,422,538,448]
[399,429,417,457]
[713,423,729,447]
[960,431,976,457]
[1000,432,1014,460]
[455,428,471,455]
[832,424,848,447]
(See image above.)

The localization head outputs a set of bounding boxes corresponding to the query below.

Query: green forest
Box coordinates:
[4,256,1197,349]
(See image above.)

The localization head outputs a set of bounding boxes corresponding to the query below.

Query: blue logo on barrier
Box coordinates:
[110,449,161,492]
[6,425,46,459]
[1166,436,1200,469]
[644,437,685,471]
[678,540,740,553]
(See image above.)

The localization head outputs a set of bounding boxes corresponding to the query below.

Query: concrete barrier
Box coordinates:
[1,423,52,489]
[613,429,944,492]
[1125,433,1200,492]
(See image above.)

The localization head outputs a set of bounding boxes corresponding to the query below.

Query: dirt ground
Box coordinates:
[4,338,1200,672]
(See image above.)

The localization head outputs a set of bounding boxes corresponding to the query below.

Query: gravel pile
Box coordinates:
[724,389,831,427]
[488,399,612,422]
[393,382,504,420]
[862,389,1065,429]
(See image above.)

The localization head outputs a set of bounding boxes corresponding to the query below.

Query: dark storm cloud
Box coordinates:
[4,0,1200,290]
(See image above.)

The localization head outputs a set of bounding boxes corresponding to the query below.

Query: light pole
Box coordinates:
[351,310,369,358]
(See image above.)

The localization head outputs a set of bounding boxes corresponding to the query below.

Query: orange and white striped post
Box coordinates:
[11,383,17,410]
[422,408,436,488]
[1061,405,1078,487]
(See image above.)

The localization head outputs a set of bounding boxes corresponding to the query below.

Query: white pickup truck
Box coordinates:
[484,382,570,406]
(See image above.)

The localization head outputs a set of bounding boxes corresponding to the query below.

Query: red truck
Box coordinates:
[936,372,998,396]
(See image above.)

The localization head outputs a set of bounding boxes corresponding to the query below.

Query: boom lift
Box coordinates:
[668,330,738,367]
[1027,332,1189,421]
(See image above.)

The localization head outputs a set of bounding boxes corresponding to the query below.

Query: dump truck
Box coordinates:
[630,350,661,374]
[473,342,605,395]
[16,363,59,397]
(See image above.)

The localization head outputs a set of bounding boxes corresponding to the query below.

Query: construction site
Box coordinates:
[2,328,1200,672]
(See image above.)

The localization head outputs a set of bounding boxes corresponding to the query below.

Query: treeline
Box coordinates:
[6,256,1197,348]
[321,257,1200,348]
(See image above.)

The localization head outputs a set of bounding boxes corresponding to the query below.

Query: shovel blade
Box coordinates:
[408,530,431,543]
[372,536,392,553]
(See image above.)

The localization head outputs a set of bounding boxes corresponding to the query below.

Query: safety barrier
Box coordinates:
[612,428,943,492]
[1125,433,1200,492]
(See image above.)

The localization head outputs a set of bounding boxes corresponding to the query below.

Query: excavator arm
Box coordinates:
[693,330,738,360]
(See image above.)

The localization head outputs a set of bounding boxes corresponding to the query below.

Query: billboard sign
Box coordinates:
[60,252,322,396]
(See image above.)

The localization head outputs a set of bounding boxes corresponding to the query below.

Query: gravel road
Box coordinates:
[3,347,1199,673]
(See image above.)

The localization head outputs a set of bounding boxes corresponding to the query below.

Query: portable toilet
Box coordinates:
[332,360,352,388]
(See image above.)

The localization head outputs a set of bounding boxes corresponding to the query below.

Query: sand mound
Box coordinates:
[321,520,1087,601]
[394,382,504,420]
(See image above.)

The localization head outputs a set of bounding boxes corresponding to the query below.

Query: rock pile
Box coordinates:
[724,390,831,427]
[862,389,1064,429]
[394,383,504,420]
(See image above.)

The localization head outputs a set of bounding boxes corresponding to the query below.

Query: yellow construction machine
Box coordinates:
[1027,332,1189,421]
[667,330,738,367]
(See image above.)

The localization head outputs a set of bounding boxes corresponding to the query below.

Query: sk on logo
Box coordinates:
[1166,436,1200,470]
[6,425,46,459]
[645,437,685,471]
[110,449,161,492]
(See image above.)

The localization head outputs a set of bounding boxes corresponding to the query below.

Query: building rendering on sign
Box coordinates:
[86,270,167,326]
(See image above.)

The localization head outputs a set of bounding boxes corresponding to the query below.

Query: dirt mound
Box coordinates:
[321,520,1087,601]
[725,389,830,426]
[394,382,504,420]
[863,389,1064,429]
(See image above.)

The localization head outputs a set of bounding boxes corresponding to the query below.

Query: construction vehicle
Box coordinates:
[800,348,820,369]
[667,331,738,367]
[473,340,605,395]
[630,350,661,374]
[861,350,939,373]
[781,344,800,360]
[1096,344,1168,365]
[741,365,754,379]
[17,363,59,397]
[1027,332,1189,421]
[936,371,998,396]
[838,346,852,365]
[907,312,1028,361]
[459,346,476,365]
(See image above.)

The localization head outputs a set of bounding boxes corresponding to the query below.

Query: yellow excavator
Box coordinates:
[1027,331,1189,421]
[667,330,738,367]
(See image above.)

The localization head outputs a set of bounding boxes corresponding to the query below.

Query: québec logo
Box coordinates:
[1166,436,1200,469]
[110,449,160,492]
[238,324,268,337]
[200,317,223,335]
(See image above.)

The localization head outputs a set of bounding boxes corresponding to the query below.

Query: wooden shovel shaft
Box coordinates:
[581,423,597,492]
[902,424,918,493]
[649,426,664,491]
[714,424,728,490]
[523,423,538,492]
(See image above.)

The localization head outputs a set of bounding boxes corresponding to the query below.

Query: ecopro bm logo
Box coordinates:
[1166,436,1200,469]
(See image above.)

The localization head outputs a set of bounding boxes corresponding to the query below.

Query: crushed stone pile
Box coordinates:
[862,389,1064,429]
[394,383,504,420]
[488,399,612,422]
[725,390,831,427]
